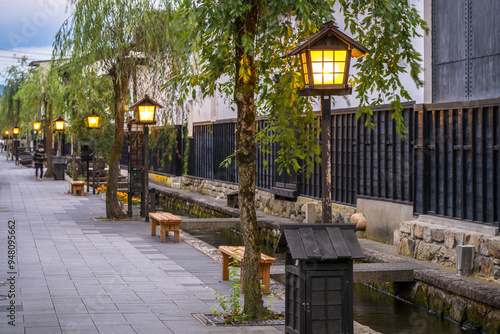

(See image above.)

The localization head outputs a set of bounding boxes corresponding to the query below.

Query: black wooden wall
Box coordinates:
[140,99,499,227]
[433,0,500,102]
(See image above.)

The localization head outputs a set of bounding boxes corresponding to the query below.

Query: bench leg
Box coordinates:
[174,230,179,243]
[221,253,230,280]
[261,264,271,294]
[160,224,166,243]
[151,220,157,236]
[241,267,244,293]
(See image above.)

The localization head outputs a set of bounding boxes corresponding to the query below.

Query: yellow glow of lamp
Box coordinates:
[128,94,164,125]
[285,21,370,96]
[53,117,66,131]
[12,126,20,136]
[5,130,9,135]
[138,105,155,123]
[84,112,101,130]
[33,122,41,131]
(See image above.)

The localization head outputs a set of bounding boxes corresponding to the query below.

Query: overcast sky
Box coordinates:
[0,0,73,84]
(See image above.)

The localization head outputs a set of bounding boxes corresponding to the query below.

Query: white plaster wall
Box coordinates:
[188,0,430,123]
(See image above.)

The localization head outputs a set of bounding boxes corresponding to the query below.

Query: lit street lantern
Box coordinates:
[12,126,20,136]
[128,94,164,125]
[285,21,369,96]
[83,111,102,193]
[285,21,369,224]
[84,111,101,130]
[33,121,41,131]
[282,21,369,334]
[32,121,42,152]
[127,95,163,220]
[53,117,66,131]
[12,126,20,164]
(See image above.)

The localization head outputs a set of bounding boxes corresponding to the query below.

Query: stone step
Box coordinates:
[417,215,498,236]
[270,261,425,285]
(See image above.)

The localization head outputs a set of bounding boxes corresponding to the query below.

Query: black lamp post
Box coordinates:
[12,125,20,164]
[127,95,163,220]
[52,116,66,156]
[84,111,101,194]
[32,121,41,152]
[285,21,369,224]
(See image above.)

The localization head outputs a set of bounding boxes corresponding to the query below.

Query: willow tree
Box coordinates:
[54,0,177,218]
[171,0,428,319]
[15,64,67,177]
[0,57,29,159]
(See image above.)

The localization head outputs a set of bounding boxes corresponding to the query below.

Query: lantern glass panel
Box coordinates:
[310,50,348,85]
[13,128,20,135]
[33,122,41,131]
[87,116,99,128]
[138,105,155,122]
[300,52,309,85]
[4,131,8,135]
[55,121,64,131]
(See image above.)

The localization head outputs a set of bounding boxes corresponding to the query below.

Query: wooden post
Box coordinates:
[144,125,150,222]
[321,95,332,224]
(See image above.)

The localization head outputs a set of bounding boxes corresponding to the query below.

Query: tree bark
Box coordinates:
[234,0,267,320]
[105,67,127,219]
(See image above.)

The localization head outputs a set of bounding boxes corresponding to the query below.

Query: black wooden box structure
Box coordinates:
[275,223,364,334]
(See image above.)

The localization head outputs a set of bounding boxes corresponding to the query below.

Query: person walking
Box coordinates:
[33,145,46,180]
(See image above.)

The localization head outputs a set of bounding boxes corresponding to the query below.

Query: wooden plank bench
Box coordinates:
[218,246,276,294]
[71,181,85,196]
[149,212,182,243]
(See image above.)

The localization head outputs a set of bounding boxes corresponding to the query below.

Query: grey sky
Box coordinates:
[0,0,72,83]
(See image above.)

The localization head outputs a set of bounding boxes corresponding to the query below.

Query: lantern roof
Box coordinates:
[275,223,365,260]
[128,94,164,110]
[52,116,66,123]
[285,21,370,59]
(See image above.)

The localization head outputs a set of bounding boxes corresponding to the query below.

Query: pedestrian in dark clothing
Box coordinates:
[33,145,46,180]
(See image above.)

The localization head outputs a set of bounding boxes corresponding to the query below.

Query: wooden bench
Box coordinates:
[149,212,182,243]
[71,181,85,196]
[218,246,276,294]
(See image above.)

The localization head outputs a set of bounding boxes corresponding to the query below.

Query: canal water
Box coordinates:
[165,206,477,333]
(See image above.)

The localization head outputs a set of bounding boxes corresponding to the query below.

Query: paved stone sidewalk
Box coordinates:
[0,158,284,334]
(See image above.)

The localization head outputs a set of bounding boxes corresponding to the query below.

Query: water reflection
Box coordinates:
[353,284,478,334]
[183,228,286,264]
[167,205,477,334]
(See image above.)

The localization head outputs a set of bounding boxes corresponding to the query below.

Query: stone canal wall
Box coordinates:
[397,220,500,281]
[364,247,500,334]
[180,175,356,224]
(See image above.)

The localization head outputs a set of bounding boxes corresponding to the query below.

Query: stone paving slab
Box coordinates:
[0,159,287,334]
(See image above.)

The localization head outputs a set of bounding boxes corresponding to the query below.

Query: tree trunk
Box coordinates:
[234,1,267,320]
[105,69,127,219]
[44,101,54,178]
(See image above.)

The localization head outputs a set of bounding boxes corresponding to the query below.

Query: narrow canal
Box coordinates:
[163,205,477,333]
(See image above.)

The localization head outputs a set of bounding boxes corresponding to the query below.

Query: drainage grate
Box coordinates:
[192,313,285,327]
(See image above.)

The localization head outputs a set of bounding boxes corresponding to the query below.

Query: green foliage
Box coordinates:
[170,0,428,174]
[339,0,430,134]
[0,57,29,131]
[211,264,247,324]
[149,126,178,172]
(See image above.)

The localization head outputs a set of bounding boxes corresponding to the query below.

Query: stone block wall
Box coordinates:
[181,176,356,224]
[398,220,500,281]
